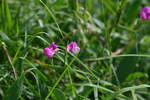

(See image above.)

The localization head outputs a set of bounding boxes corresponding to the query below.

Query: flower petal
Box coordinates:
[43,48,55,58]
[140,6,150,20]
[67,42,80,54]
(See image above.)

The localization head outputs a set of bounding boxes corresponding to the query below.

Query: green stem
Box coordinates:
[40,0,64,38]
[68,69,76,97]
[45,65,69,100]
[45,55,76,100]
[2,42,17,80]
[86,54,150,61]
[105,0,128,87]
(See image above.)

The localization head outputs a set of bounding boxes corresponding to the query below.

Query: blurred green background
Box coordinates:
[0,0,150,100]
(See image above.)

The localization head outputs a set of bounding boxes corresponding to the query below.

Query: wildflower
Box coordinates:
[140,6,150,20]
[48,42,58,50]
[43,42,58,58]
[67,42,80,54]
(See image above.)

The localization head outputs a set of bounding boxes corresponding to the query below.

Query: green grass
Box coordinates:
[0,0,150,100]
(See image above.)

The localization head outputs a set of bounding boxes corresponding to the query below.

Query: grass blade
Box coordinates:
[4,74,25,100]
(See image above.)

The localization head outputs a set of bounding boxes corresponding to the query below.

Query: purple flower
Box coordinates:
[43,48,55,58]
[43,42,58,58]
[67,42,80,54]
[140,6,150,20]
[48,42,58,50]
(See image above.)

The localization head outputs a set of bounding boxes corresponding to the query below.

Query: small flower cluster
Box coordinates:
[140,6,150,20]
[43,6,149,58]
[43,42,58,58]
[43,42,80,58]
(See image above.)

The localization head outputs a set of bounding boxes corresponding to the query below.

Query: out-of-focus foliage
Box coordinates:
[0,0,150,100]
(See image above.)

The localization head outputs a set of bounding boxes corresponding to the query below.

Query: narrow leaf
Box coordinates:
[4,74,25,100]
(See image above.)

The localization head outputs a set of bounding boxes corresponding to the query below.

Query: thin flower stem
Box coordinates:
[68,69,76,97]
[2,42,17,80]
[69,52,98,79]
[85,54,150,61]
[104,0,128,88]
[45,65,68,100]
[40,0,64,38]
[45,55,76,100]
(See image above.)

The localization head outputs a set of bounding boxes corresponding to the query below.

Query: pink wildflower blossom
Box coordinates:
[48,42,58,50]
[43,42,58,58]
[140,6,150,20]
[67,42,80,54]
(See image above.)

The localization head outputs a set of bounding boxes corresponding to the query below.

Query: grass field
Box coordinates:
[0,0,150,100]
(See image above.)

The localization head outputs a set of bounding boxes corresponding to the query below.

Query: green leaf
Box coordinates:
[23,58,49,83]
[140,35,150,53]
[51,88,67,100]
[0,31,11,42]
[99,0,116,15]
[126,72,145,81]
[5,0,13,30]
[75,72,87,80]
[114,42,138,83]
[86,0,93,12]
[4,74,25,100]
[138,22,150,35]
[124,0,142,23]
[52,0,68,8]
[115,56,138,83]
[68,0,79,11]
[109,84,150,99]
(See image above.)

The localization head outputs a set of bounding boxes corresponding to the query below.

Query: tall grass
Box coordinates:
[0,0,150,100]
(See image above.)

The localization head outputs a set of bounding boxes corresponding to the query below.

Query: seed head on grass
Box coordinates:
[140,6,150,20]
[43,42,58,58]
[67,42,80,54]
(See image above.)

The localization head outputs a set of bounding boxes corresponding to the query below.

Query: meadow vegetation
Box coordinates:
[0,0,150,100]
